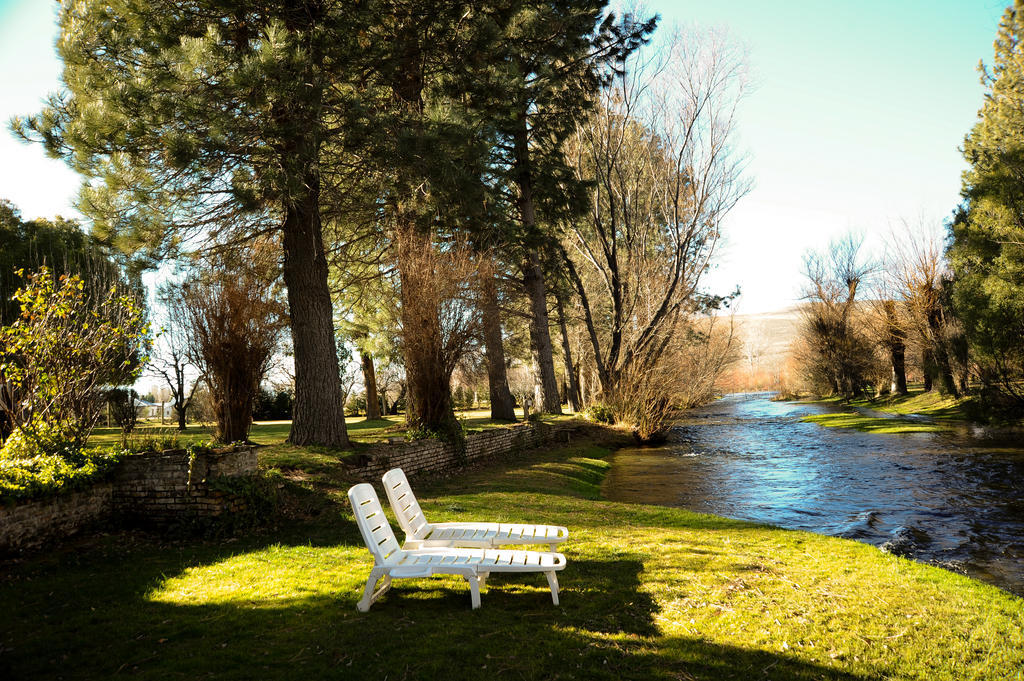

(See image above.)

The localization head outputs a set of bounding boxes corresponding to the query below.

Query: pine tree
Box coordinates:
[471,1,655,414]
[951,0,1024,405]
[14,1,374,447]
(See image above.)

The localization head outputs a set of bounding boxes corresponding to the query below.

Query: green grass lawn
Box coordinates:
[799,390,993,434]
[90,409,579,449]
[2,434,1022,680]
[800,412,945,434]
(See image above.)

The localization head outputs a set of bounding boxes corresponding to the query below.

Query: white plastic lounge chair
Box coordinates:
[381,468,569,551]
[348,483,565,611]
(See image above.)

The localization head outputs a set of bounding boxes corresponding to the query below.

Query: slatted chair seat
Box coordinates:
[382,468,570,551]
[348,483,566,611]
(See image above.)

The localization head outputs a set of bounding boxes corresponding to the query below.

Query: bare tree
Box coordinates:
[885,223,962,396]
[563,26,750,401]
[798,235,876,397]
[150,293,204,431]
[392,231,481,436]
[870,299,909,396]
[178,246,288,444]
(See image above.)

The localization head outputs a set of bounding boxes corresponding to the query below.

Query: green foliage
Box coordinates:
[0,428,126,503]
[951,0,1024,408]
[0,267,150,449]
[0,200,138,327]
[207,470,283,524]
[344,393,366,418]
[583,402,616,424]
[0,420,78,461]
[253,389,293,421]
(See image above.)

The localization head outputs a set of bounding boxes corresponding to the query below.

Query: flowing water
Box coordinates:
[602,393,1024,596]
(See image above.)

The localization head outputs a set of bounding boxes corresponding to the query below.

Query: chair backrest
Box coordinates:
[348,483,403,565]
[382,468,430,540]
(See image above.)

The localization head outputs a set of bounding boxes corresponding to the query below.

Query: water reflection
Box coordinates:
[603,393,1024,596]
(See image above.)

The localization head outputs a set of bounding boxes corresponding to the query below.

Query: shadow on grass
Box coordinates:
[0,437,892,680]
[0,537,875,681]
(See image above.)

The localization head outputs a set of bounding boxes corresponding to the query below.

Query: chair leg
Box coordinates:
[356,568,389,612]
[467,575,482,609]
[545,571,560,606]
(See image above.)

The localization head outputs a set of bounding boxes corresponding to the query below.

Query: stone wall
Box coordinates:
[0,484,114,553]
[0,446,257,553]
[355,420,578,481]
[1,422,583,554]
[113,447,259,524]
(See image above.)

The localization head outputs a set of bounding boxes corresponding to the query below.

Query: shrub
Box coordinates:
[0,267,149,450]
[0,420,78,461]
[583,403,615,424]
[106,388,140,439]
[176,249,287,444]
[0,432,126,503]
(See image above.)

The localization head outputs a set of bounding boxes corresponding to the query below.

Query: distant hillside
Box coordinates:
[719,306,803,392]
[732,306,802,365]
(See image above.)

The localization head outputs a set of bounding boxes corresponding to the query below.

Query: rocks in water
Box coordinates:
[880,525,932,557]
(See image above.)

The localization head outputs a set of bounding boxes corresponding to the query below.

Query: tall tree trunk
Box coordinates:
[890,342,908,396]
[556,293,581,412]
[922,348,934,392]
[175,364,189,431]
[387,23,458,436]
[282,184,351,448]
[522,251,562,414]
[361,352,381,420]
[881,301,908,395]
[513,109,561,415]
[927,310,959,397]
[390,382,406,416]
[479,258,516,421]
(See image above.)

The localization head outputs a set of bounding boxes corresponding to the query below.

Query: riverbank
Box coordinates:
[1,431,1021,680]
[798,389,999,434]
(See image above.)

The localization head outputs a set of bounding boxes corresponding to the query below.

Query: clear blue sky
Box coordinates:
[0,0,1010,312]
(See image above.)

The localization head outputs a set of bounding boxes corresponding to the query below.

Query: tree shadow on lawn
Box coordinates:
[0,540,878,681]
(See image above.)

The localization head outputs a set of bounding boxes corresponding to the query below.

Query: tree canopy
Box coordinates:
[950,0,1024,406]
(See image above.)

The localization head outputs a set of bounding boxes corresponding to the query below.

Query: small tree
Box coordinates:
[393,232,481,438]
[106,388,140,441]
[179,254,288,444]
[151,293,203,431]
[886,225,961,396]
[0,268,149,449]
[797,236,875,398]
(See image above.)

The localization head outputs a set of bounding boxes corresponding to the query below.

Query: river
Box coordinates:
[602,393,1024,596]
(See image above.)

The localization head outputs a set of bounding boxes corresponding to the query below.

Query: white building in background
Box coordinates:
[135,399,175,421]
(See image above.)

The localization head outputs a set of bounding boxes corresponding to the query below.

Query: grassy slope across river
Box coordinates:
[1,429,1022,680]
[798,389,1013,434]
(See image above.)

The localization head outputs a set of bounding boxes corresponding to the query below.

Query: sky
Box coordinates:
[0,0,1011,313]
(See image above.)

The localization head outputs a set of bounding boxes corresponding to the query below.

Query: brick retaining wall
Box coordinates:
[0,484,114,553]
[1,421,584,553]
[0,446,257,553]
[355,420,578,482]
